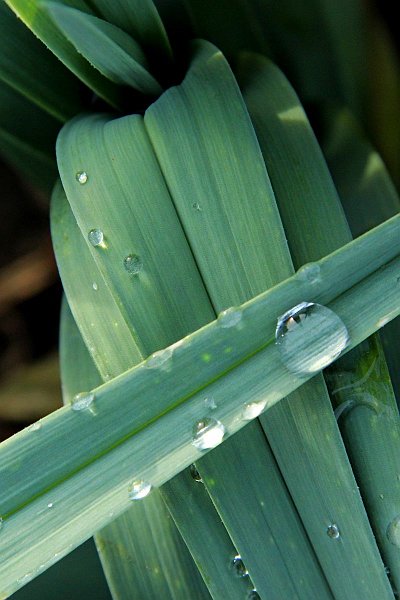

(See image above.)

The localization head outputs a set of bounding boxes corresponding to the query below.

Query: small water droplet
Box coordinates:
[123,254,143,275]
[297,262,321,284]
[71,391,95,411]
[231,554,248,577]
[92,282,98,291]
[189,464,203,482]
[145,347,173,370]
[204,396,217,410]
[192,202,202,211]
[47,502,54,509]
[327,524,340,539]
[218,307,242,328]
[128,480,152,500]
[247,591,261,600]
[76,171,88,184]
[387,515,400,547]
[88,228,105,247]
[192,417,225,451]
[276,302,349,375]
[28,421,42,432]
[242,400,267,421]
[380,494,384,500]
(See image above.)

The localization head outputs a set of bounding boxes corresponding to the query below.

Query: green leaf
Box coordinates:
[238,51,399,598]
[1,211,399,597]
[0,80,58,193]
[0,2,81,121]
[5,0,121,109]
[44,3,162,95]
[60,300,211,600]
[146,41,393,599]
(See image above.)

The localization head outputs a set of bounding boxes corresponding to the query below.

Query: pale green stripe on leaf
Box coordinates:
[44,3,162,95]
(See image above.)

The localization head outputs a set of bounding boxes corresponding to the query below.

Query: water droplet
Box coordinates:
[297,262,321,284]
[276,302,349,375]
[247,591,261,600]
[231,554,248,577]
[387,515,400,547]
[192,417,225,451]
[76,171,88,185]
[47,502,54,509]
[242,400,267,421]
[145,347,173,370]
[204,396,217,410]
[71,391,95,411]
[92,282,98,291]
[189,464,203,482]
[192,202,202,211]
[123,254,143,275]
[27,421,42,432]
[88,228,105,247]
[128,480,152,500]
[327,524,340,539]
[218,307,242,328]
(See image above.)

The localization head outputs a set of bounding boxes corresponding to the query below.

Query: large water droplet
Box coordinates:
[71,391,95,411]
[124,254,143,275]
[387,516,400,547]
[145,347,173,370]
[297,262,321,284]
[247,591,261,600]
[88,229,104,247]
[218,307,242,328]
[276,302,349,375]
[128,480,152,500]
[231,554,248,577]
[327,524,340,539]
[76,171,88,185]
[189,464,203,483]
[192,417,225,451]
[242,400,267,421]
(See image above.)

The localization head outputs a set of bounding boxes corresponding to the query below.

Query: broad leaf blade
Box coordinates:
[5,0,120,109]
[145,42,394,599]
[0,2,81,121]
[44,3,162,95]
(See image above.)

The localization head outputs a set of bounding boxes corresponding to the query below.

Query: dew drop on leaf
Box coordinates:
[76,171,88,184]
[231,554,248,577]
[192,417,225,451]
[88,229,104,247]
[242,400,267,421]
[297,262,321,284]
[128,480,152,500]
[71,391,95,411]
[275,302,349,375]
[327,524,340,539]
[387,515,400,547]
[123,254,143,275]
[189,464,203,483]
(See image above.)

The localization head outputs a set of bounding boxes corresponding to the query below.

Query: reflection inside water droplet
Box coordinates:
[231,554,248,577]
[71,391,95,411]
[387,515,400,547]
[192,417,225,451]
[123,254,143,275]
[76,171,88,185]
[128,480,152,500]
[276,302,349,375]
[327,524,340,539]
[88,229,105,247]
[242,400,267,421]
[189,464,203,483]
